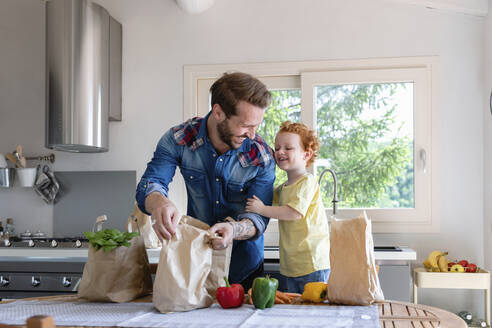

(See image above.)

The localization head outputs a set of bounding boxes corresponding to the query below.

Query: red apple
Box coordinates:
[458,260,469,267]
[466,263,478,273]
[448,261,457,268]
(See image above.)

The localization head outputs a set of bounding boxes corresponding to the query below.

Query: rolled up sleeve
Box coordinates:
[238,157,276,240]
[136,130,181,215]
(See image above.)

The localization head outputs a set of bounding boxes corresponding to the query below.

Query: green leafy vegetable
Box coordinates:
[84,229,139,252]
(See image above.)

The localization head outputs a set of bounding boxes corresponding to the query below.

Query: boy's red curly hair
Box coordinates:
[277,121,319,167]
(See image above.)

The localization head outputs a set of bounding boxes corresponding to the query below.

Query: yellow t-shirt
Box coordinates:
[274,173,330,277]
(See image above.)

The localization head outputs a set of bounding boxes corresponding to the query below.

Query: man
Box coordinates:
[136,72,275,290]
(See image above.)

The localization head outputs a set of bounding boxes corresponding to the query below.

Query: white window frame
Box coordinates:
[184,57,440,233]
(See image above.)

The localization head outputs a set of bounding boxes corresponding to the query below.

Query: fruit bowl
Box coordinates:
[414,267,490,289]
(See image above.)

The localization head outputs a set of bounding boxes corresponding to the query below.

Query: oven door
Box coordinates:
[0,260,85,300]
[0,272,82,300]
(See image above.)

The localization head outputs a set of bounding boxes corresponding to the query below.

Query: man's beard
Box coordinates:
[217,119,236,149]
[217,119,248,150]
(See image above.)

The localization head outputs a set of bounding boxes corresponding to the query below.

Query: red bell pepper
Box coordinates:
[216,277,244,309]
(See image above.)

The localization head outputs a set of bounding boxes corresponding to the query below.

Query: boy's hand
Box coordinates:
[245,195,265,214]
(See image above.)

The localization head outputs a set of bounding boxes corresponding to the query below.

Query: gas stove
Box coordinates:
[0,236,89,249]
[0,236,90,299]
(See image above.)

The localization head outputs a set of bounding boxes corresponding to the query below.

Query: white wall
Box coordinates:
[484,0,492,319]
[0,0,489,316]
[0,0,53,235]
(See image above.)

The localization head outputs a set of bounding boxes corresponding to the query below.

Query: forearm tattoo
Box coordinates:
[230,219,256,240]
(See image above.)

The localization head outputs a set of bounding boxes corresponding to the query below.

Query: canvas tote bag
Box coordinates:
[327,211,384,305]
[153,215,232,313]
[78,235,153,302]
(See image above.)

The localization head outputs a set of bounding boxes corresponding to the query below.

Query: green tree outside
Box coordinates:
[257,83,414,209]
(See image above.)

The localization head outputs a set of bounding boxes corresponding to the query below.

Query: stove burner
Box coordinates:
[0,236,89,248]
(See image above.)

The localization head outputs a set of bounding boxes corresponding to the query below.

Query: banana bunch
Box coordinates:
[423,250,449,272]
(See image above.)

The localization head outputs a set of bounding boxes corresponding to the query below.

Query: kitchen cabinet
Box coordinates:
[377,262,412,302]
[264,246,416,300]
[374,247,416,302]
[0,247,416,301]
[266,260,413,300]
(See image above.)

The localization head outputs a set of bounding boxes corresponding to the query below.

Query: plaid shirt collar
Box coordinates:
[172,115,205,151]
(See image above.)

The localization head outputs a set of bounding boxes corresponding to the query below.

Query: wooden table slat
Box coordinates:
[415,307,429,317]
[407,304,419,317]
[423,321,438,328]
[379,302,390,317]
[392,320,412,328]
[390,303,409,317]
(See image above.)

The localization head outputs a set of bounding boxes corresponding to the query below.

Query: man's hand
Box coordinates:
[145,192,180,241]
[245,195,265,215]
[208,218,257,250]
[208,222,234,250]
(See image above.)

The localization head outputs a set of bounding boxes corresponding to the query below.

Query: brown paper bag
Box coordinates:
[78,236,153,302]
[126,204,162,249]
[153,215,232,313]
[327,211,384,305]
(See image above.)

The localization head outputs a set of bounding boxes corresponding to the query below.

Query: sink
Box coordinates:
[374,246,402,252]
[266,245,403,252]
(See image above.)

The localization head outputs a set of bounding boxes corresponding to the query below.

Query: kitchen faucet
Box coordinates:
[318,168,338,215]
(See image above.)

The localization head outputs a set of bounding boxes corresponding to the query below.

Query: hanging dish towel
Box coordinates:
[34,165,60,204]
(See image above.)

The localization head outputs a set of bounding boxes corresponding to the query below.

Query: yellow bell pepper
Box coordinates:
[301,282,328,303]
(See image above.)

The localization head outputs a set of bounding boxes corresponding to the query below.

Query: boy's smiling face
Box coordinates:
[274,132,312,172]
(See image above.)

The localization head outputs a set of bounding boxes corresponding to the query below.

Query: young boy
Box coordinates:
[246,121,331,293]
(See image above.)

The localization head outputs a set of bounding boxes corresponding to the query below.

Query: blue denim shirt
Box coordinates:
[136,113,276,283]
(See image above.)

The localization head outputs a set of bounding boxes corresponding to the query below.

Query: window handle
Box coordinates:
[420,149,427,174]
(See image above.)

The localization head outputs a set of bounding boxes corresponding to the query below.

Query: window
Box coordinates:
[313,81,414,209]
[185,57,439,233]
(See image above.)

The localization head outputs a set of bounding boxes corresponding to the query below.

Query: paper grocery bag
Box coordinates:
[126,204,162,249]
[153,215,232,313]
[327,211,384,305]
[78,236,153,302]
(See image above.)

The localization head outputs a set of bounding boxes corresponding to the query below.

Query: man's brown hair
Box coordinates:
[210,72,271,118]
[278,121,319,167]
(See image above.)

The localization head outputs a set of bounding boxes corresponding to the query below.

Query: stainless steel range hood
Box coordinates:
[46,0,122,153]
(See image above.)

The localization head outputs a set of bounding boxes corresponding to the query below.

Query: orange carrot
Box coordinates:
[275,295,285,304]
[275,291,290,303]
[275,291,302,304]
[248,288,302,305]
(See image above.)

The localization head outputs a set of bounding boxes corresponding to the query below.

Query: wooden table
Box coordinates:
[1,295,466,328]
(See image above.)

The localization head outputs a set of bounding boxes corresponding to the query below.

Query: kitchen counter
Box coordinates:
[0,247,416,264]
[0,248,162,264]
[374,247,416,262]
[265,246,416,261]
